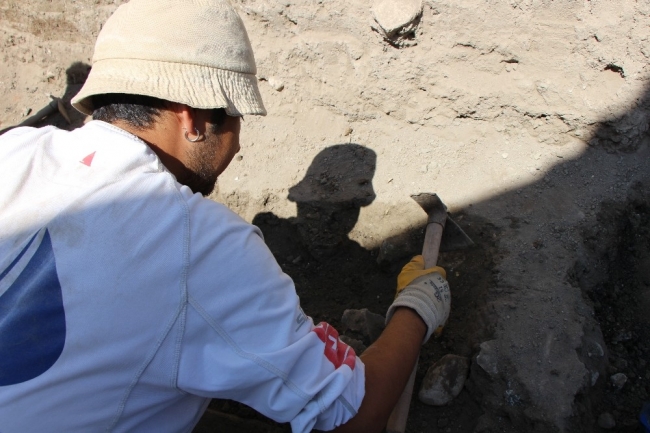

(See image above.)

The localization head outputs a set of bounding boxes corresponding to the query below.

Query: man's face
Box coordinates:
[183,114,241,196]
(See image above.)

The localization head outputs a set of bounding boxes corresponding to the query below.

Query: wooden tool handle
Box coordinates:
[386,361,417,433]
[421,222,444,269]
[386,220,446,433]
[19,100,58,127]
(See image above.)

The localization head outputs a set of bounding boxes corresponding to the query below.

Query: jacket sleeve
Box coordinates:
[176,193,365,432]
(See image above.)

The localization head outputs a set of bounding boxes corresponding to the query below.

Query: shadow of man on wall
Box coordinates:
[252,144,396,326]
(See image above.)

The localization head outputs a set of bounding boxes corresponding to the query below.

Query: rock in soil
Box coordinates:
[610,372,627,390]
[475,340,499,377]
[339,335,366,355]
[340,308,385,344]
[597,412,616,429]
[371,0,422,43]
[418,354,469,406]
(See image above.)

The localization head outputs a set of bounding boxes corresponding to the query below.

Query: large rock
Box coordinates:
[371,0,422,44]
[418,354,469,406]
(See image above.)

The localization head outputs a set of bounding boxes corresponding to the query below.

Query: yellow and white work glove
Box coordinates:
[385,255,451,344]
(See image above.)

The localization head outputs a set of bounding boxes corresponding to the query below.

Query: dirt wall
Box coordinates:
[1,0,649,431]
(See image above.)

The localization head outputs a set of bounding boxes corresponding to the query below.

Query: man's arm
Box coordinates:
[330,307,426,433]
[329,256,451,433]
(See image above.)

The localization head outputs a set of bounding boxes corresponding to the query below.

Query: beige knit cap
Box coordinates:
[72,0,266,116]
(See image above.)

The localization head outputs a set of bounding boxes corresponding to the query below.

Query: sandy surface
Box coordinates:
[1,0,649,431]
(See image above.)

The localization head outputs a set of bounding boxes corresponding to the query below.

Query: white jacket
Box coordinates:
[0,121,364,432]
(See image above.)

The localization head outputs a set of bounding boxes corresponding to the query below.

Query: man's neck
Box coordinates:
[110,118,191,183]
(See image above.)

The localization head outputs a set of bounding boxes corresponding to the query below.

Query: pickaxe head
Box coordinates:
[411,193,475,252]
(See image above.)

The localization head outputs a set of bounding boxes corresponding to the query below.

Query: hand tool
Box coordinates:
[386,193,473,433]
[0,96,71,136]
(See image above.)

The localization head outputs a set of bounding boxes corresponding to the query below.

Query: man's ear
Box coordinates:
[170,103,196,135]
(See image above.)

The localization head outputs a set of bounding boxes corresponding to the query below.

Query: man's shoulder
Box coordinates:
[0,124,57,139]
[182,190,255,236]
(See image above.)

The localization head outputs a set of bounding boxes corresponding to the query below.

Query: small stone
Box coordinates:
[377,238,399,265]
[22,107,31,117]
[235,155,243,161]
[597,412,616,429]
[476,340,499,376]
[502,153,508,159]
[586,340,604,358]
[339,335,366,355]
[341,308,385,344]
[610,373,627,389]
[343,126,353,136]
[418,354,469,406]
[268,77,284,91]
[591,371,599,386]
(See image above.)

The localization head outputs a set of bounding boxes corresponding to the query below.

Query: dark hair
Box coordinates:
[92,93,229,131]
[92,94,167,129]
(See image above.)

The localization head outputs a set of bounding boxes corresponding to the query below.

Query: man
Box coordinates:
[0,0,450,432]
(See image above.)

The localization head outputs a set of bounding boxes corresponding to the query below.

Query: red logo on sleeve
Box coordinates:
[313,322,356,370]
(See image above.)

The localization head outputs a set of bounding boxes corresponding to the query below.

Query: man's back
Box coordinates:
[0,122,366,433]
[0,122,208,431]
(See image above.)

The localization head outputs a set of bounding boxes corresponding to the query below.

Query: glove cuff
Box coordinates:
[386,273,451,344]
[386,275,449,344]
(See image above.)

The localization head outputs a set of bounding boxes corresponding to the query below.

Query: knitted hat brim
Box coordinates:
[71,58,266,117]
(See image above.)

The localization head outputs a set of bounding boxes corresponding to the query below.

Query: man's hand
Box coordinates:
[396,255,446,294]
[329,308,427,433]
[387,255,451,344]
[328,257,452,433]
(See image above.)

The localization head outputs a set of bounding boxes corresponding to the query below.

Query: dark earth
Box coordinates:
[571,182,650,433]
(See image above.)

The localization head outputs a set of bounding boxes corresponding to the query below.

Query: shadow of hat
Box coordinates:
[287,144,377,207]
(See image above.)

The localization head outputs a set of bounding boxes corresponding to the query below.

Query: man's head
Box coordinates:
[88,92,242,196]
[71,0,265,195]
[72,0,265,118]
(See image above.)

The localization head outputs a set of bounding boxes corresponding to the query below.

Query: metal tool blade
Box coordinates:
[411,193,474,252]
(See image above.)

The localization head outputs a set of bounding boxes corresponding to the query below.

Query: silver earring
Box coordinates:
[184,127,202,142]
